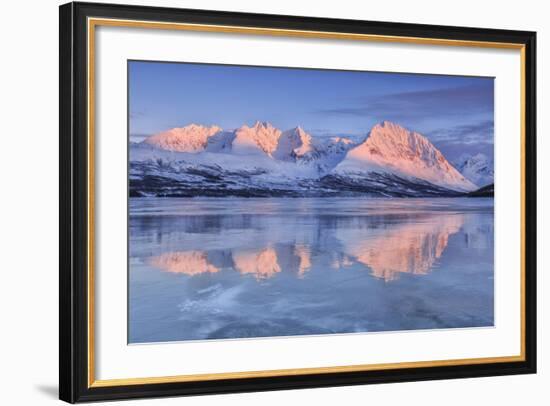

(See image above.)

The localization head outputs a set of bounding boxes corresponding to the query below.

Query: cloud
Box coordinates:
[427,120,494,163]
[314,84,494,124]
[426,120,494,145]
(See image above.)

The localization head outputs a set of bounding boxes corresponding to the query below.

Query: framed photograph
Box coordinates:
[59,2,536,403]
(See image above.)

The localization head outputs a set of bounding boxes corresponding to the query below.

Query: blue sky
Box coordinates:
[129,61,494,162]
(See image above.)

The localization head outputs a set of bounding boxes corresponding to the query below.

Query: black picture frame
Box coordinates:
[60,1,537,403]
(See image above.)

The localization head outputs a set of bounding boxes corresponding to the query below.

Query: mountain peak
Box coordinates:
[252,120,275,130]
[286,126,310,139]
[273,126,314,160]
[369,121,425,143]
[335,122,477,192]
[378,120,402,129]
[143,124,222,153]
[232,121,282,156]
[186,123,205,129]
[330,136,355,145]
[454,153,494,187]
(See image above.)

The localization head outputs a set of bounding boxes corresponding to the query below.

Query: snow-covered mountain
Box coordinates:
[143,124,222,153]
[273,126,314,161]
[453,153,494,187]
[298,136,355,162]
[231,121,282,156]
[204,130,236,153]
[131,121,484,197]
[334,121,477,192]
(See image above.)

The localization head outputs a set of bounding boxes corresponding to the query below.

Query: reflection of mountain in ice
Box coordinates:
[340,214,464,281]
[146,213,465,282]
[233,248,282,280]
[129,197,494,343]
[149,251,219,275]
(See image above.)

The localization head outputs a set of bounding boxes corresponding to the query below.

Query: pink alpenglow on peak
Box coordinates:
[330,136,354,145]
[143,124,222,153]
[231,121,282,157]
[335,121,478,192]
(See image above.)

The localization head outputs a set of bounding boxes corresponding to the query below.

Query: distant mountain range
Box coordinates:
[130,121,493,198]
[453,153,494,188]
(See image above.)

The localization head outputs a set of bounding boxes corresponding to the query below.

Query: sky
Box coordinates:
[129,60,494,162]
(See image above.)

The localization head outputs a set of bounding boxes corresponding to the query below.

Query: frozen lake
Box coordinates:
[128,197,494,344]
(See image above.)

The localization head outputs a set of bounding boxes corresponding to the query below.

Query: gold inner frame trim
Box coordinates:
[87,17,527,388]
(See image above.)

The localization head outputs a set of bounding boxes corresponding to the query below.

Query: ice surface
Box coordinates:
[129,197,494,343]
